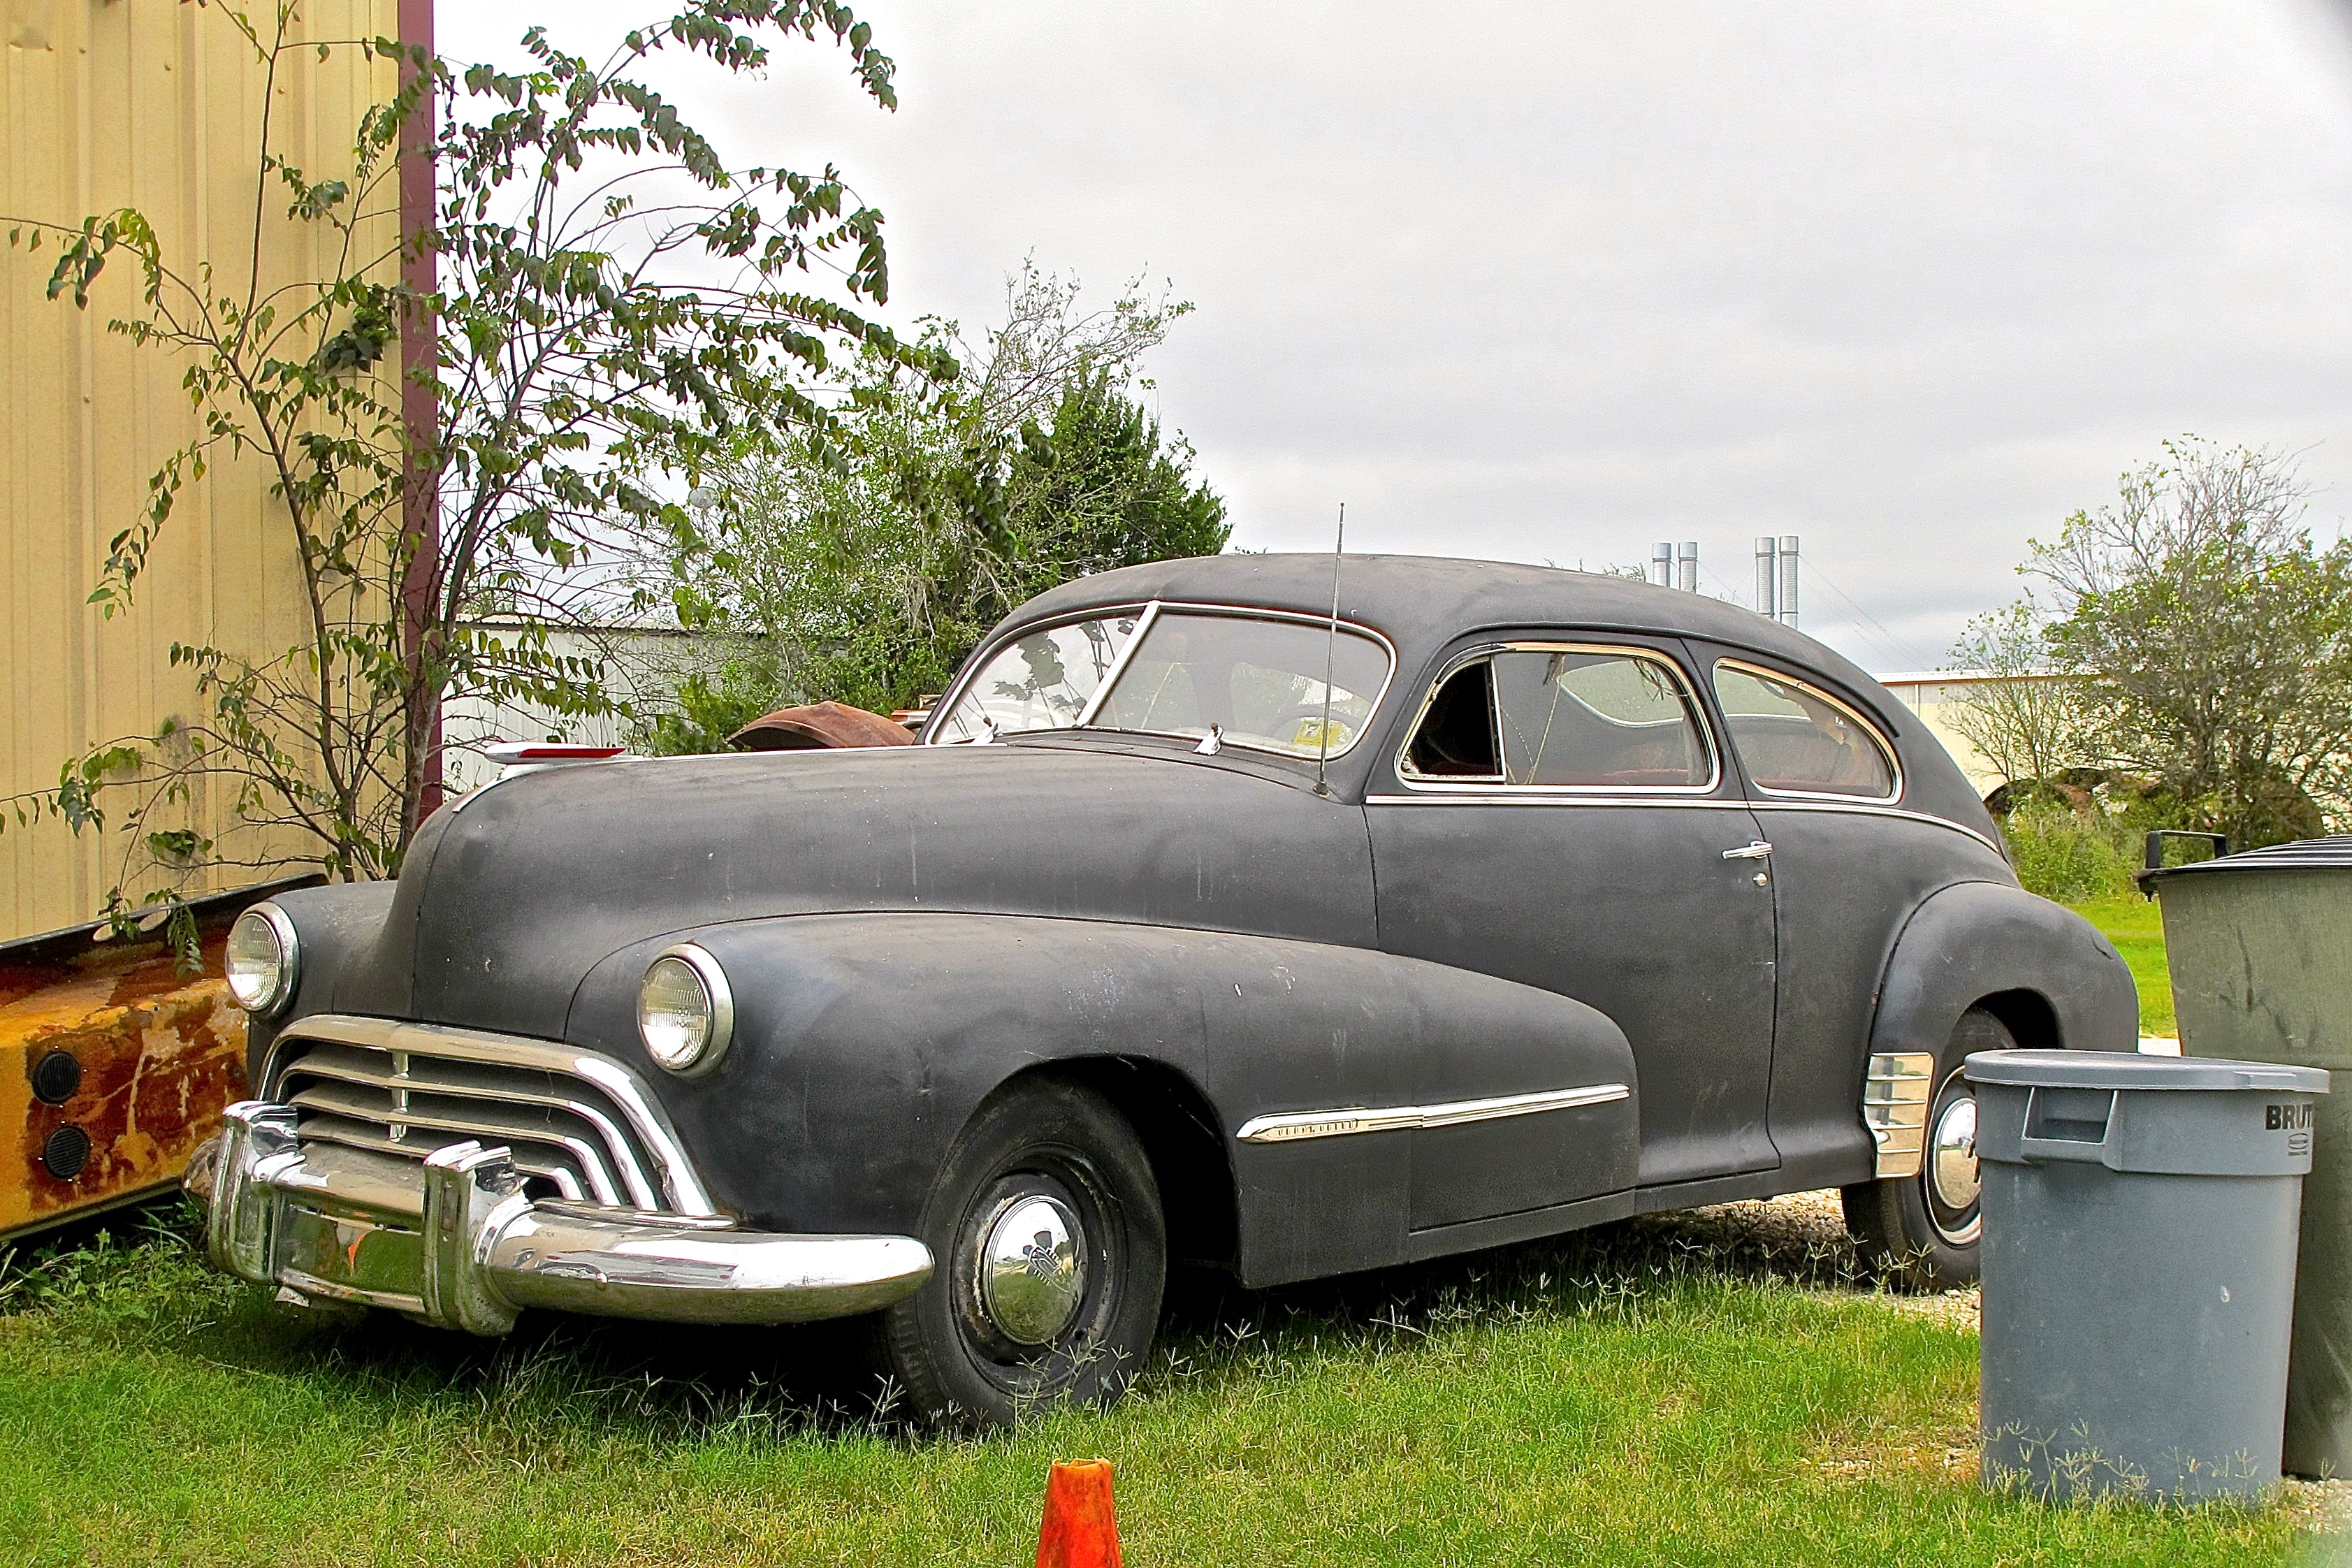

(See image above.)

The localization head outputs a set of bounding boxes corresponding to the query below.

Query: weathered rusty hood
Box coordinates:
[344,741,1376,1041]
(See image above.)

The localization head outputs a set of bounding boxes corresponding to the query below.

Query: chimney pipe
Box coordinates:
[1649,542,1672,588]
[1676,541,1699,593]
[1754,536,1778,619]
[1777,535,1800,628]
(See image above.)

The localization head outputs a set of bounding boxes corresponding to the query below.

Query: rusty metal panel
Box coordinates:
[0,880,314,1241]
[1,0,400,941]
[730,701,921,750]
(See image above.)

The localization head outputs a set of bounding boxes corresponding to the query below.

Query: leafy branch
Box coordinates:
[4,0,941,917]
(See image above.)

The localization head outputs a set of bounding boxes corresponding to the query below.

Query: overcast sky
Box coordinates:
[448,2,2352,674]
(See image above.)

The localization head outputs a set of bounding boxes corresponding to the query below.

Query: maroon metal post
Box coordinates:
[396,0,442,825]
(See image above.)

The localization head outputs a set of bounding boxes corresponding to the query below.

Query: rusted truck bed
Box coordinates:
[1,880,310,1244]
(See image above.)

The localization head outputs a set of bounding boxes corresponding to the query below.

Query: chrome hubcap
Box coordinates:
[977,1193,1086,1346]
[1929,1093,1981,1217]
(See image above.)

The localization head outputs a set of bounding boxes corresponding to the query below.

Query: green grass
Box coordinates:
[0,1205,2311,1567]
[2070,896,2175,1037]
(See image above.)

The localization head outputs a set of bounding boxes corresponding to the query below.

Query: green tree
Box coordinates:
[3,2,933,916]
[645,265,1229,741]
[994,367,1231,599]
[2025,438,2352,847]
[1941,598,2093,787]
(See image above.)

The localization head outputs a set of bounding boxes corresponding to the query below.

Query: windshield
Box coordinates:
[927,611,1142,743]
[931,606,1391,757]
[1094,612,1388,757]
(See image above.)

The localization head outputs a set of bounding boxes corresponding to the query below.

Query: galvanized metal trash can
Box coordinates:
[2144,834,2352,1479]
[1967,1048,2329,1503]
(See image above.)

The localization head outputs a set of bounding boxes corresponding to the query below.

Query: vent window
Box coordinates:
[1402,661,1502,778]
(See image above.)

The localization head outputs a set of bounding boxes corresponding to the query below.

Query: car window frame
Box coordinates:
[926,600,1400,762]
[1711,656,1903,804]
[1392,639,1723,795]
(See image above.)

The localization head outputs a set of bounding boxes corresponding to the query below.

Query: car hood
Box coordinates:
[354,741,1377,1040]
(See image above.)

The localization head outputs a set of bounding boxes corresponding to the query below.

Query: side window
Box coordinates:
[1492,649,1712,788]
[1711,662,1898,800]
[1398,646,1713,790]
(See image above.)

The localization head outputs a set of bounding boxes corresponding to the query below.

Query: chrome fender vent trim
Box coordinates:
[1864,1051,1938,1178]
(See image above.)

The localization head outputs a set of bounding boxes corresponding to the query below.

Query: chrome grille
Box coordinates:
[264,1018,714,1215]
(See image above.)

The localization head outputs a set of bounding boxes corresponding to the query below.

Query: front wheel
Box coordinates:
[869,1077,1166,1429]
[1843,1006,2014,1291]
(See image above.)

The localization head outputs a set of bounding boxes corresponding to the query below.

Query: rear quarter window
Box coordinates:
[1711,662,1899,801]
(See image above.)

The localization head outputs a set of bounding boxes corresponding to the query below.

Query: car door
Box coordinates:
[1366,634,1782,1229]
[1694,648,2017,1183]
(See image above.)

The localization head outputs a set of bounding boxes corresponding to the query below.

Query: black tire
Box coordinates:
[870,1077,1166,1429]
[1842,1006,2015,1291]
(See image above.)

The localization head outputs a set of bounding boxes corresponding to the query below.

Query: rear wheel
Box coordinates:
[1843,1006,2012,1291]
[869,1077,1166,1429]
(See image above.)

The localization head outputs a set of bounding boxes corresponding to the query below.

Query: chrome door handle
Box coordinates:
[1721,841,1773,861]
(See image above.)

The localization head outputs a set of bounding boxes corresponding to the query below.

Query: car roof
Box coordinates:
[1012,552,1898,721]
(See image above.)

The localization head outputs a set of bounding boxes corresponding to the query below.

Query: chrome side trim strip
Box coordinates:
[1366,793,1755,809]
[1864,1051,1937,1179]
[263,1015,717,1215]
[1748,799,2003,857]
[1360,792,2004,857]
[1235,1083,1631,1145]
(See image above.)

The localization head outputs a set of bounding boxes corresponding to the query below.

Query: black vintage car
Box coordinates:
[192,554,2136,1424]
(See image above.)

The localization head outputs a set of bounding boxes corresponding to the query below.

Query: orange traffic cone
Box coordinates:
[1034,1458,1122,1568]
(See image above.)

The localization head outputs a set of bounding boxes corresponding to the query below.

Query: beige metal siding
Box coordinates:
[3,0,398,939]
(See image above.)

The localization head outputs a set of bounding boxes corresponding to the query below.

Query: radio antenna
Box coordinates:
[1315,503,1346,796]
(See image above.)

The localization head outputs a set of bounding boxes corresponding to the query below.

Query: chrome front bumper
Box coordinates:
[194,1101,933,1334]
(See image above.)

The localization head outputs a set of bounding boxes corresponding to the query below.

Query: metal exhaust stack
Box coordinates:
[1676,541,1698,593]
[1649,542,1672,588]
[1777,535,1800,628]
[1754,536,1778,619]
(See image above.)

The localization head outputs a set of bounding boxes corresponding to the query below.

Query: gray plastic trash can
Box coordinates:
[2144,833,2352,1479]
[1966,1048,2329,1503]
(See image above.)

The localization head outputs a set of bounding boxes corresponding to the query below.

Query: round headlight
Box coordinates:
[638,945,734,1076]
[224,904,298,1015]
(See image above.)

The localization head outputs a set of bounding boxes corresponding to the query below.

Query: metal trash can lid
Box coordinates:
[2142,833,2352,888]
[1964,1049,2330,1095]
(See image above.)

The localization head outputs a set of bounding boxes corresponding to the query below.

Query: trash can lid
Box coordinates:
[1964,1048,2330,1094]
[2142,833,2352,886]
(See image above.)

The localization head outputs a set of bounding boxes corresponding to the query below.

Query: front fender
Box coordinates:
[567,910,1636,1287]
[247,880,398,1080]
[1870,880,2139,1065]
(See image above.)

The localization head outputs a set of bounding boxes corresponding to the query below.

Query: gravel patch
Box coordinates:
[1660,1189,1982,1329]
[2283,1478,2352,1536]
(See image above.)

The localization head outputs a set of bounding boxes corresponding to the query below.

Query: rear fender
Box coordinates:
[1871,880,2139,1065]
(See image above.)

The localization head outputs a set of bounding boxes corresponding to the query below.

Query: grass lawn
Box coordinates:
[0,1203,2318,1567]
[2069,896,2175,1037]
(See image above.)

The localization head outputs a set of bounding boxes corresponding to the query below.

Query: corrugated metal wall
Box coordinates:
[2,0,399,940]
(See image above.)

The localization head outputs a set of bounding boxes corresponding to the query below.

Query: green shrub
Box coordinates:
[2000,799,2140,901]
[1992,773,2228,902]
